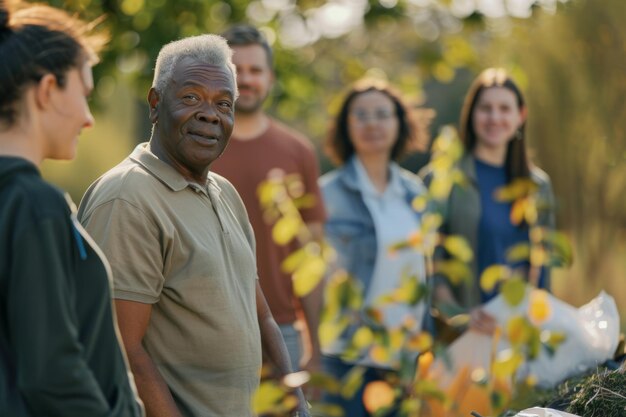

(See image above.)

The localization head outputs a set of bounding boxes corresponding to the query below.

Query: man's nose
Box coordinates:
[195,104,219,124]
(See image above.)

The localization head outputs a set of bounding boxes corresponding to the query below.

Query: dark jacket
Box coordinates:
[0,157,143,417]
[419,153,556,309]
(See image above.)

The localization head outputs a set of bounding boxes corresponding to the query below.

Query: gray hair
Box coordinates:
[152,34,237,96]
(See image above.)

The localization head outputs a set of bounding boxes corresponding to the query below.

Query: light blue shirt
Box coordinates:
[354,157,426,330]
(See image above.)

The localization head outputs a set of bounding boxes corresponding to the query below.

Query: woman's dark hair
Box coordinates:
[220,24,273,69]
[325,78,426,166]
[0,1,106,127]
[460,67,531,180]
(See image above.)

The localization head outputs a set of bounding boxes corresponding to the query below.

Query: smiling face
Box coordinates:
[347,90,399,159]
[44,61,95,160]
[471,86,526,152]
[149,57,236,179]
[231,44,273,114]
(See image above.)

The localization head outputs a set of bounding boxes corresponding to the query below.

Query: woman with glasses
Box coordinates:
[318,78,429,417]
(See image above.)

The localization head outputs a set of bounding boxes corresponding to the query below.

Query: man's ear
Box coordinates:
[148,88,160,123]
[34,73,58,111]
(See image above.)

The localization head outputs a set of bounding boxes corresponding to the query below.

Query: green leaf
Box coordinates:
[340,366,366,399]
[436,259,472,285]
[501,277,527,307]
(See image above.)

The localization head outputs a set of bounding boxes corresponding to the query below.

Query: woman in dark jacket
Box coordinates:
[0,2,143,416]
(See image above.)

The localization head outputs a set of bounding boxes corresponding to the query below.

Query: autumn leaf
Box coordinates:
[506,315,532,346]
[528,289,552,325]
[480,265,510,292]
[492,349,524,379]
[272,215,301,245]
[363,381,396,413]
[292,256,326,297]
[443,235,474,262]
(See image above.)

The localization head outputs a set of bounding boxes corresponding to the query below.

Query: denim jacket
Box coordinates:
[320,158,428,294]
[319,158,433,361]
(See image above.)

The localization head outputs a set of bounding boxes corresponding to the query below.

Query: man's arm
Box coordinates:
[115,300,183,417]
[256,283,310,417]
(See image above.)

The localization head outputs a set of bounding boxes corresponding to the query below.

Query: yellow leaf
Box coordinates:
[480,265,509,292]
[530,246,547,267]
[292,256,326,297]
[352,327,374,350]
[492,349,524,379]
[510,198,527,225]
[363,381,395,413]
[417,351,434,379]
[506,315,532,346]
[272,215,302,245]
[501,277,527,307]
[506,243,530,263]
[407,332,433,353]
[252,381,285,415]
[443,235,474,262]
[281,247,307,274]
[257,181,280,207]
[528,289,552,325]
[319,318,349,349]
[429,176,453,200]
[412,195,428,212]
[370,345,391,364]
[494,178,538,202]
[389,328,405,350]
[524,200,538,225]
[437,259,472,285]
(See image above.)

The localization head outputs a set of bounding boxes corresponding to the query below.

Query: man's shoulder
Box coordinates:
[79,156,157,212]
[268,118,314,151]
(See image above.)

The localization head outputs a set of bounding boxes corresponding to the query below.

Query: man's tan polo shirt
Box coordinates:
[78,144,262,417]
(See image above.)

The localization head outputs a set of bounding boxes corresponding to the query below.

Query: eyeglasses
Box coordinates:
[349,109,396,124]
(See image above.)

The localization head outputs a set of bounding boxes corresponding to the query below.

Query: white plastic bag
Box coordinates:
[438,290,620,388]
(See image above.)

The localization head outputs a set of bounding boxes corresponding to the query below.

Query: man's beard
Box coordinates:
[235,87,269,114]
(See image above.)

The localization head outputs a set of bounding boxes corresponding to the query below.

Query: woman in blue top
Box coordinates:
[421,68,556,335]
[319,78,429,417]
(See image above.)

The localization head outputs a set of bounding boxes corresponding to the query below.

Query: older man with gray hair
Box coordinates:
[78,34,309,417]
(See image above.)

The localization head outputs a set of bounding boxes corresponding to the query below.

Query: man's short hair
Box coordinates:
[152,34,237,95]
[220,25,273,69]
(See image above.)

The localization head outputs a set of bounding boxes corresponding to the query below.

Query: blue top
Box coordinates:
[475,158,546,302]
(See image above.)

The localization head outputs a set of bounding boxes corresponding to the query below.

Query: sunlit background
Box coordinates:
[41,0,625,329]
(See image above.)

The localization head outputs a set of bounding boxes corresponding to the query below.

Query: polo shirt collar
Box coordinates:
[130,143,220,196]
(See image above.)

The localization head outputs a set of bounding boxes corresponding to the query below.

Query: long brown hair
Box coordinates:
[459,68,531,180]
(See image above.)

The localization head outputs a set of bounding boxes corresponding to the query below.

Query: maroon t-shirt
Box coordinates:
[211,119,326,323]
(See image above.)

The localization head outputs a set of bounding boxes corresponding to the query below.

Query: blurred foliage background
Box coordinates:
[40,0,625,325]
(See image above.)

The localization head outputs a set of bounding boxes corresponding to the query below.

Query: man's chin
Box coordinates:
[234,100,263,114]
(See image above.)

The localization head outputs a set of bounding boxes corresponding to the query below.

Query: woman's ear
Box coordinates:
[34,73,58,111]
[148,88,160,124]
[519,105,528,126]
